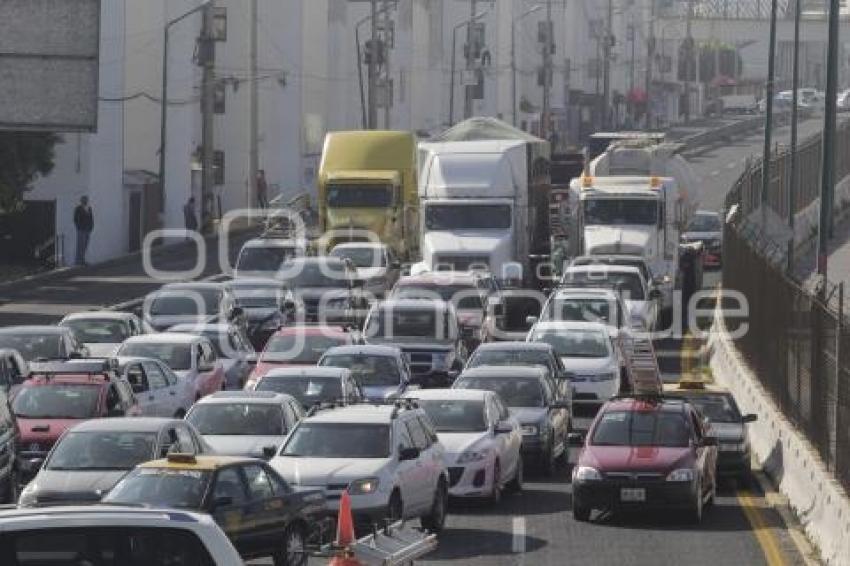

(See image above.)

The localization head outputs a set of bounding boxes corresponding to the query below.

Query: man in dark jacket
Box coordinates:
[183,196,198,233]
[73,196,94,266]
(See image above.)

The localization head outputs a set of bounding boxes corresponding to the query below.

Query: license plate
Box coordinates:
[620,488,646,502]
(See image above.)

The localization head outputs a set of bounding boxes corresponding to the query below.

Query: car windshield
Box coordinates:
[12,385,101,419]
[263,333,347,363]
[454,376,544,408]
[331,247,384,268]
[468,349,551,369]
[591,410,691,448]
[583,199,658,225]
[425,204,512,230]
[256,375,343,406]
[562,272,645,300]
[187,403,285,436]
[279,261,349,288]
[365,308,454,344]
[544,298,614,324]
[530,329,610,358]
[281,423,390,458]
[393,283,483,309]
[0,333,62,361]
[571,259,651,283]
[237,246,298,272]
[45,431,157,471]
[679,394,742,424]
[688,214,721,232]
[62,319,130,344]
[327,184,393,208]
[118,342,192,371]
[232,285,283,308]
[319,354,401,386]
[418,400,486,432]
[104,467,210,509]
[149,291,219,316]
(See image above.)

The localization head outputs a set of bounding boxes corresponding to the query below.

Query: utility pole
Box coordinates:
[684,0,693,123]
[603,0,613,129]
[249,0,259,209]
[200,1,216,231]
[818,0,841,291]
[383,0,391,129]
[541,0,553,140]
[760,0,778,231]
[464,0,477,119]
[788,0,802,274]
[368,0,378,129]
[645,0,655,129]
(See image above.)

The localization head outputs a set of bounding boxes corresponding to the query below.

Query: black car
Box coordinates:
[0,390,20,503]
[363,299,467,388]
[104,454,325,565]
[142,282,247,333]
[278,257,368,325]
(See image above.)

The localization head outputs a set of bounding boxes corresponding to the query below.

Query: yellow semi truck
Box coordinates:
[317,131,418,260]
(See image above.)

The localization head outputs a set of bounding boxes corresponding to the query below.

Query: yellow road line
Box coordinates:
[737,490,788,566]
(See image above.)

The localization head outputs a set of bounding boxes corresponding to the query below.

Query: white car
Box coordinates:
[270,402,449,533]
[117,357,196,417]
[185,391,304,459]
[527,320,623,430]
[561,264,658,331]
[0,505,243,565]
[404,389,522,502]
[59,311,148,358]
[116,333,226,400]
[330,241,401,298]
[168,322,256,389]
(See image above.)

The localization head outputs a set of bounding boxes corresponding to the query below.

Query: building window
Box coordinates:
[213,151,225,186]
[214,82,226,114]
[212,7,227,42]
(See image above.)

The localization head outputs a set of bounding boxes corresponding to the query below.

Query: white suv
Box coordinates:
[0,505,243,565]
[270,401,449,533]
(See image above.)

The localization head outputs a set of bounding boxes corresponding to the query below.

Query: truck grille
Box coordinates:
[434,255,490,271]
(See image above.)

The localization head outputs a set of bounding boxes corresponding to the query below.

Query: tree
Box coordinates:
[0,132,60,210]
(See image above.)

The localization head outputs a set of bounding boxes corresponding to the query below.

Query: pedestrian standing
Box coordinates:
[73,196,94,266]
[256,169,269,209]
[183,196,198,235]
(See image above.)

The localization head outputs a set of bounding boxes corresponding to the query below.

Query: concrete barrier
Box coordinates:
[681,113,787,151]
[708,309,850,565]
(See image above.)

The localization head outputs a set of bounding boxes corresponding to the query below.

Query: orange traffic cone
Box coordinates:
[329,490,361,566]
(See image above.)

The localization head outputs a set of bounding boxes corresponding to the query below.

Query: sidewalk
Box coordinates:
[0,230,256,327]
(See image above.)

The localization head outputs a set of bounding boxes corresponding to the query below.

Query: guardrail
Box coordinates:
[680,112,788,152]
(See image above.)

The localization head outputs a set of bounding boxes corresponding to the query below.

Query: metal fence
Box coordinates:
[722,126,850,494]
[661,0,794,21]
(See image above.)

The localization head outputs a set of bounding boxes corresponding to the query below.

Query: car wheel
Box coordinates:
[690,480,704,524]
[572,499,591,522]
[420,479,448,533]
[489,460,502,505]
[387,490,403,523]
[505,456,523,495]
[273,523,307,566]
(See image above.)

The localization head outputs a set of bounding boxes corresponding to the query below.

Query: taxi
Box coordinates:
[103,454,325,566]
[664,380,757,480]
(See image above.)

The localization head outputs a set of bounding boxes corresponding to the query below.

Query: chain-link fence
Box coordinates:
[723,118,850,492]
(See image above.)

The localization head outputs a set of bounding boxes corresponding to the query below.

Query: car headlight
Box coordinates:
[589,371,618,383]
[521,425,538,436]
[457,448,492,464]
[666,468,695,482]
[573,466,602,481]
[348,477,380,495]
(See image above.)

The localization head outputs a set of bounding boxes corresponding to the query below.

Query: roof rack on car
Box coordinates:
[30,358,119,379]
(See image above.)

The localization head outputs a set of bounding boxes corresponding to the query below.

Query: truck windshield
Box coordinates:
[425,204,511,230]
[583,199,657,225]
[327,184,393,207]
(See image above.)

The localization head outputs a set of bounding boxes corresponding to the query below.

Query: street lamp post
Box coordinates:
[512,5,543,127]
[158,0,212,215]
[355,3,394,130]
[448,9,489,126]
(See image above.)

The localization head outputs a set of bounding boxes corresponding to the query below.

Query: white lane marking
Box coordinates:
[512,516,526,555]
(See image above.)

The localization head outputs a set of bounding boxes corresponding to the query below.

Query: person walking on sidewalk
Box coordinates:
[256,169,269,209]
[73,196,94,266]
[183,196,198,237]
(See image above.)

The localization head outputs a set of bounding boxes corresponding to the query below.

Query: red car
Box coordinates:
[245,325,357,389]
[571,396,718,523]
[10,359,142,483]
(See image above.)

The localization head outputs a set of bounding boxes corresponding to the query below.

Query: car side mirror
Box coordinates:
[525,315,539,327]
[567,432,584,446]
[742,413,758,423]
[494,421,513,435]
[262,445,277,459]
[211,496,233,510]
[702,436,718,447]
[399,447,420,461]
